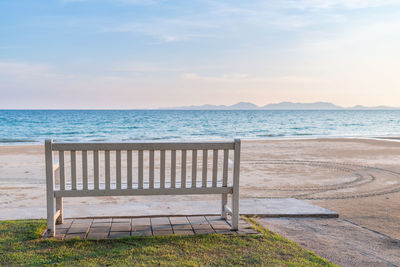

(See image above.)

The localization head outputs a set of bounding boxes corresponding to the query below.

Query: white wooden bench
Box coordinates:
[45,139,241,236]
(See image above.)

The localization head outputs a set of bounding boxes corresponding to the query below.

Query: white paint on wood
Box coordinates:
[55,186,232,197]
[223,149,229,187]
[202,149,207,188]
[59,151,65,190]
[94,150,99,190]
[212,149,218,188]
[149,150,154,189]
[45,139,55,236]
[232,139,241,230]
[191,150,197,188]
[54,209,61,222]
[52,142,234,151]
[221,193,228,219]
[105,150,110,190]
[56,197,63,224]
[171,150,176,188]
[127,150,132,189]
[82,150,88,190]
[138,150,143,189]
[71,150,77,190]
[160,150,165,189]
[224,204,233,216]
[116,150,122,189]
[181,150,186,188]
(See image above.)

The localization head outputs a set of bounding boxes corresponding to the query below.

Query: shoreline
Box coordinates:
[2,135,400,147]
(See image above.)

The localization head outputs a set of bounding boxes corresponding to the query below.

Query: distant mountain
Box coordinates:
[349,105,397,110]
[262,102,342,110]
[229,102,259,109]
[159,102,399,110]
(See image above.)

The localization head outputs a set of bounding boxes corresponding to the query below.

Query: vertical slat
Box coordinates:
[191,150,197,188]
[105,150,110,190]
[171,150,176,188]
[59,151,65,190]
[82,150,88,190]
[212,149,218,187]
[138,150,143,189]
[223,149,229,187]
[71,150,76,190]
[181,150,187,188]
[160,150,165,188]
[93,150,99,190]
[202,149,207,188]
[127,150,132,189]
[116,150,121,189]
[149,150,154,189]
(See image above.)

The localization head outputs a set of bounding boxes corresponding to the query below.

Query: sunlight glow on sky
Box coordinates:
[1,0,400,108]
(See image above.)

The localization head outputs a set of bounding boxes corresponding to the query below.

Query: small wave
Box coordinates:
[256,134,285,137]
[293,133,313,136]
[0,139,38,143]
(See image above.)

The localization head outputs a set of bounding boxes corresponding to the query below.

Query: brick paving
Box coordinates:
[45,216,258,240]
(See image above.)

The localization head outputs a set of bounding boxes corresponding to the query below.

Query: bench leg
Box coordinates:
[47,195,55,237]
[231,191,239,231]
[221,193,228,219]
[56,197,63,224]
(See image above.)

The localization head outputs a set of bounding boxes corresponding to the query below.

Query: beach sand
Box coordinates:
[1,138,399,239]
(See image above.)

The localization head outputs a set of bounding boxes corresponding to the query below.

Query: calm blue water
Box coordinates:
[0,110,399,144]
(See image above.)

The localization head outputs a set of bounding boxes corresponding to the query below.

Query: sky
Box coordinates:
[1,0,400,109]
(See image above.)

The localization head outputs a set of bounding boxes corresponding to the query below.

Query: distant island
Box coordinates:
[159,102,399,110]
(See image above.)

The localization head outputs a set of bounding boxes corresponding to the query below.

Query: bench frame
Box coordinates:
[45,139,241,236]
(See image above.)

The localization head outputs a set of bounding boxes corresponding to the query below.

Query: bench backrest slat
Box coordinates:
[191,150,197,188]
[149,150,154,189]
[59,151,65,190]
[181,150,187,189]
[171,150,176,189]
[52,142,234,151]
[127,150,133,189]
[71,151,77,190]
[138,150,144,189]
[94,150,99,189]
[47,140,239,192]
[202,149,207,188]
[116,150,121,189]
[105,150,110,189]
[160,150,166,188]
[82,150,88,190]
[212,149,218,187]
[223,149,229,187]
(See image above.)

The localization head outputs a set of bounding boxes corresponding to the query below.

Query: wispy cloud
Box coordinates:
[181,72,327,84]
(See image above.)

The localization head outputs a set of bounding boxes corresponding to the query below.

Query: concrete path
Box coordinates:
[258,217,400,267]
[1,198,337,220]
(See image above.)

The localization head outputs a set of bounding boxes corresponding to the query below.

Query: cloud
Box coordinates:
[61,0,157,4]
[181,72,327,84]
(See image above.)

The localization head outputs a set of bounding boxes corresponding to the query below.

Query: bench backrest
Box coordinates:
[45,139,240,194]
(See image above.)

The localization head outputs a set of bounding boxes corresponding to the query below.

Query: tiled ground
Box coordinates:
[46,216,259,240]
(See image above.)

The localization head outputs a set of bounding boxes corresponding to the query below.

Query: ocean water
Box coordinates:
[0,110,399,144]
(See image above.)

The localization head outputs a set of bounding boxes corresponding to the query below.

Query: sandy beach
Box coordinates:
[1,138,399,239]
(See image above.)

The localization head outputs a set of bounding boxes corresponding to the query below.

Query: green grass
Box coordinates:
[0,218,336,266]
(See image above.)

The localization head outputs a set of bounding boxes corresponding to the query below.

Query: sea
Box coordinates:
[0,110,399,145]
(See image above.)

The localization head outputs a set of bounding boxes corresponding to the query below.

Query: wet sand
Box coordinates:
[1,138,399,239]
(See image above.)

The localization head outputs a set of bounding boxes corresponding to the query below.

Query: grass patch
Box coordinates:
[0,218,336,266]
